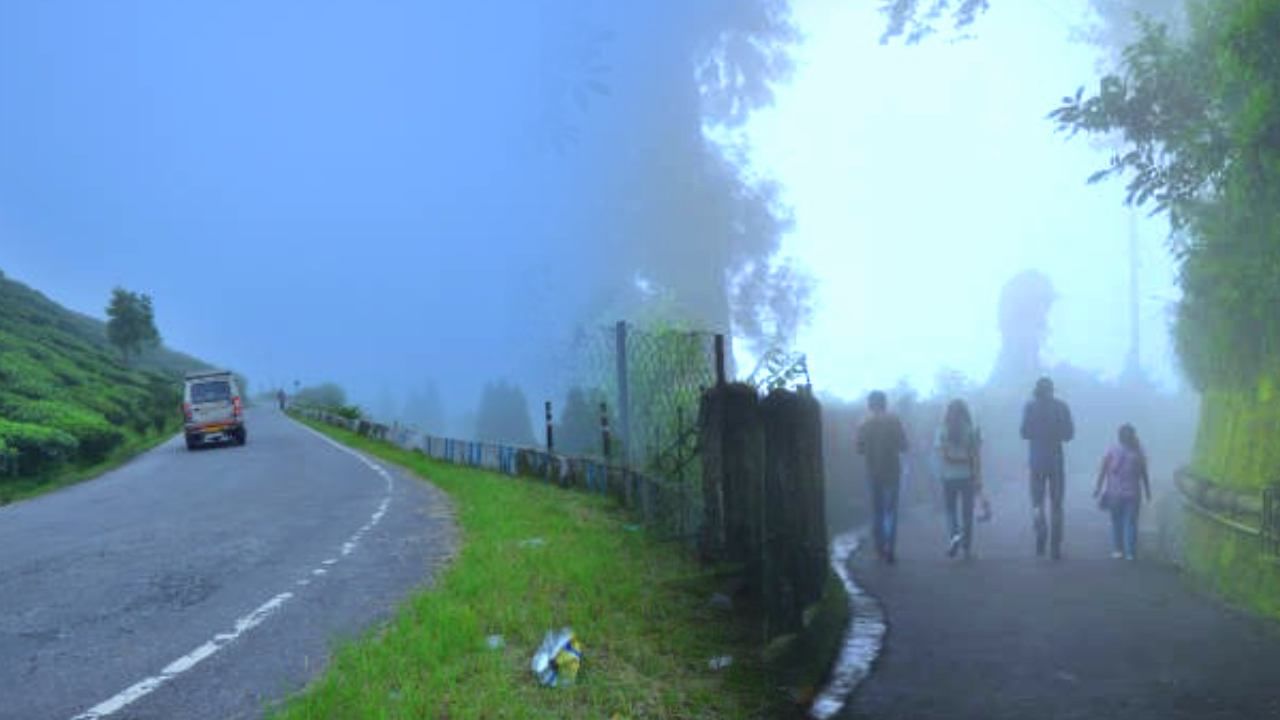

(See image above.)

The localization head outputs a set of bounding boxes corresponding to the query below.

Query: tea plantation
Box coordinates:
[0,271,208,499]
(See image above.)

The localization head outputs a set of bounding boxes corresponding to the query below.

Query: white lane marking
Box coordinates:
[70,593,293,720]
[70,420,396,719]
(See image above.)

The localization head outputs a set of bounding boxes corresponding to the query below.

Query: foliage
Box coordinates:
[331,404,363,421]
[1050,0,1280,390]
[0,273,197,484]
[0,419,78,476]
[1192,374,1280,490]
[293,382,348,409]
[105,287,161,363]
[878,0,990,44]
[555,386,609,457]
[473,380,535,446]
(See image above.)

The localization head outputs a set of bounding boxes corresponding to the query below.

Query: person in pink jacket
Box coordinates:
[1092,424,1152,561]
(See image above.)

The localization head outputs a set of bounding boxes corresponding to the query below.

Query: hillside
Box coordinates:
[0,269,211,499]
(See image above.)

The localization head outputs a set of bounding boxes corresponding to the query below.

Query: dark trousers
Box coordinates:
[1029,468,1065,553]
[869,477,900,556]
[944,477,976,550]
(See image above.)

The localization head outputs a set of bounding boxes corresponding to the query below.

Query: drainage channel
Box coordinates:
[809,530,886,720]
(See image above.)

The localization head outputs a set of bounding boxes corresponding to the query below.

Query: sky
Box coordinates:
[0,1,1184,428]
[731,0,1182,398]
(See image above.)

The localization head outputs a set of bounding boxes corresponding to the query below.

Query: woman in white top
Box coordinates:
[935,399,982,559]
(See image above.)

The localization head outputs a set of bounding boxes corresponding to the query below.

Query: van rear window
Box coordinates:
[191,381,231,403]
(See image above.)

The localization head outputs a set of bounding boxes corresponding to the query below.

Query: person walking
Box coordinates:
[1093,424,1151,561]
[1020,377,1074,559]
[935,399,982,559]
[857,390,909,564]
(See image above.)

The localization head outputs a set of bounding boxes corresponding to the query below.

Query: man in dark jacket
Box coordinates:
[1020,377,1074,559]
[857,390,909,563]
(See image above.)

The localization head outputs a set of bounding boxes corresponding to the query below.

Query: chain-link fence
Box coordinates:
[294,322,730,547]
[562,322,720,541]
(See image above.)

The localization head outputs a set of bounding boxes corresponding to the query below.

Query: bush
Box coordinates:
[333,404,363,420]
[2,398,123,463]
[0,419,78,476]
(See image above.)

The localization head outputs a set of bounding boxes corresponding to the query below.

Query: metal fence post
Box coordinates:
[615,320,630,467]
[545,401,555,452]
[600,402,611,460]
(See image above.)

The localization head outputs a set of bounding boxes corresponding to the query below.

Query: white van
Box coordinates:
[182,370,246,450]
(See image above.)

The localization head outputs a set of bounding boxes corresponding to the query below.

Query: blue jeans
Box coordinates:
[943,477,976,551]
[870,478,900,557]
[1109,495,1140,558]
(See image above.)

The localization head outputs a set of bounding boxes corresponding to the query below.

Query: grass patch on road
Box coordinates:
[276,421,791,720]
[0,425,177,506]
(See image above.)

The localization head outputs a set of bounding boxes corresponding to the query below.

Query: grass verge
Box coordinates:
[0,423,179,506]
[274,420,795,719]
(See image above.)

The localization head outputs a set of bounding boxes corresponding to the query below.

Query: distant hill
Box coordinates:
[0,269,212,484]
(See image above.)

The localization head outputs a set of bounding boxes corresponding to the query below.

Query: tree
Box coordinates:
[556,386,609,456]
[294,382,348,409]
[474,381,535,446]
[402,381,445,435]
[878,0,990,44]
[105,287,160,363]
[1050,0,1280,389]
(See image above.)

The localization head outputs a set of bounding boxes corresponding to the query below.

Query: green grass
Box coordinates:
[274,421,796,720]
[0,421,180,505]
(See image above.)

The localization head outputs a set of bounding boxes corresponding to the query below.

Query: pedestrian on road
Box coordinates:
[277,389,287,411]
[857,390,909,564]
[1093,423,1151,561]
[1020,377,1074,559]
[934,399,982,559]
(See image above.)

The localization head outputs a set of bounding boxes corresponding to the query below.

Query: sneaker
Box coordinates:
[948,534,962,558]
[1125,555,1136,562]
[1111,551,1124,559]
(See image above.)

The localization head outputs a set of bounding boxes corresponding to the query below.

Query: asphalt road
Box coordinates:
[0,408,456,720]
[839,477,1280,720]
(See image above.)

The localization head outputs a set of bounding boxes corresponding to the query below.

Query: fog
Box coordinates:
[0,1,1194,442]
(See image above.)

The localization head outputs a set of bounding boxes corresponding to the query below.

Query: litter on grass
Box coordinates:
[531,627,585,687]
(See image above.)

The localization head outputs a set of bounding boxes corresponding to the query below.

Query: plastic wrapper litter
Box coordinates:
[531,628,584,687]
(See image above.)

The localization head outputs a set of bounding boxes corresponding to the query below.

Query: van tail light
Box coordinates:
[232,397,243,418]
[182,403,193,422]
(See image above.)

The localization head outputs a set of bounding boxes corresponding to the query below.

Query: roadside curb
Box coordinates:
[809,529,887,719]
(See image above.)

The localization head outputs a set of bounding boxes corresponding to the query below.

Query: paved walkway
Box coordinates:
[839,480,1280,720]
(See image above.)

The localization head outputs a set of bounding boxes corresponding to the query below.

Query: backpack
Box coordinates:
[941,426,976,463]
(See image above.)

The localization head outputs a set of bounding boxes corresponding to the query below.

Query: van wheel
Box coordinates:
[185,435,197,451]
[234,429,247,446]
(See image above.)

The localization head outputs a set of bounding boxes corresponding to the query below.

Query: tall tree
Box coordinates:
[474,380,535,446]
[1050,0,1280,389]
[105,287,160,363]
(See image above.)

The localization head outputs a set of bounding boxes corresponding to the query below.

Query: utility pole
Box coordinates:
[1123,210,1142,383]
